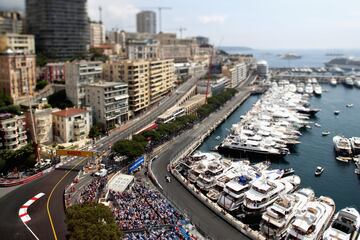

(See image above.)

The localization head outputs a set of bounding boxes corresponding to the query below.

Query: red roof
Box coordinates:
[52,108,88,117]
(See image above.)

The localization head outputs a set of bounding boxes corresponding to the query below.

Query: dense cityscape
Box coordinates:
[0,0,360,240]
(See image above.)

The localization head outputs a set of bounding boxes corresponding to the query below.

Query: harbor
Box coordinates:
[169,82,360,239]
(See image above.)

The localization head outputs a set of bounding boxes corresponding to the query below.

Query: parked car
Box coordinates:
[94,169,108,177]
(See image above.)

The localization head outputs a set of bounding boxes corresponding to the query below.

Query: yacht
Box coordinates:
[314,85,322,96]
[344,77,354,87]
[330,78,337,86]
[297,83,305,94]
[260,188,315,239]
[355,161,360,175]
[346,103,354,108]
[242,175,301,215]
[350,137,360,155]
[196,174,217,192]
[315,166,324,176]
[286,196,336,240]
[355,80,360,88]
[305,83,314,94]
[325,57,360,71]
[333,136,352,156]
[217,175,252,211]
[323,207,360,240]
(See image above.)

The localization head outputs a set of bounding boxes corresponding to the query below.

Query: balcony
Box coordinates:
[74,119,85,128]
[18,134,27,141]
[4,140,19,146]
[4,133,18,139]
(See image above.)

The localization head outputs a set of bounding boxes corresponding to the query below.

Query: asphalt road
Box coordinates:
[151,76,257,240]
[0,72,205,240]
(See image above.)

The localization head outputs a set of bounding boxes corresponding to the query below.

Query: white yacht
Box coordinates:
[305,83,314,94]
[323,207,360,240]
[355,79,360,88]
[286,196,336,240]
[314,85,322,96]
[333,136,352,156]
[330,78,337,86]
[344,77,354,87]
[217,175,253,211]
[350,137,360,155]
[260,188,315,239]
[297,83,305,94]
[242,175,301,215]
[196,174,217,192]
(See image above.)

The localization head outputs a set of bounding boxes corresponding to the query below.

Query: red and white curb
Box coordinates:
[18,193,45,223]
[18,193,45,240]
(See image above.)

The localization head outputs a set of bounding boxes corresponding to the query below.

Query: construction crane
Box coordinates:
[165,27,187,38]
[98,6,102,23]
[141,7,172,33]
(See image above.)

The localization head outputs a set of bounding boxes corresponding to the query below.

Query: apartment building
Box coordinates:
[85,81,129,128]
[25,105,58,145]
[136,11,156,34]
[90,21,105,47]
[0,51,36,104]
[127,39,159,60]
[65,61,102,107]
[0,113,27,150]
[52,108,91,143]
[0,11,23,34]
[43,63,65,83]
[0,33,35,54]
[103,59,175,115]
[223,62,247,88]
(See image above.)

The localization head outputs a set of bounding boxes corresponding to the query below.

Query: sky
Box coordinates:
[1,0,360,49]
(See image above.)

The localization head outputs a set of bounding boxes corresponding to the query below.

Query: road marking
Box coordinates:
[19,192,45,240]
[46,157,88,240]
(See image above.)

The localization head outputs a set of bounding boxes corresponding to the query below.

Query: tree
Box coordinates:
[66,203,122,240]
[36,80,48,91]
[48,90,74,109]
[36,53,48,67]
[111,140,145,161]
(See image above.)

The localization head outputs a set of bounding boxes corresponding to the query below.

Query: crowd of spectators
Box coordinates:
[123,227,181,240]
[110,183,191,239]
[78,176,107,203]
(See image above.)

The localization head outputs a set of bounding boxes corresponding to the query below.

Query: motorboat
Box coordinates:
[206,187,222,201]
[336,156,351,163]
[333,136,352,156]
[334,110,340,115]
[315,166,324,176]
[314,85,322,96]
[260,188,315,239]
[344,77,354,87]
[286,196,336,240]
[314,123,321,128]
[305,83,314,94]
[330,78,337,86]
[215,136,221,140]
[350,137,360,155]
[323,207,360,240]
[242,175,301,215]
[346,103,354,108]
[322,131,331,136]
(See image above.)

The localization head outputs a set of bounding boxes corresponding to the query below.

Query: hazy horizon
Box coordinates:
[1,0,360,49]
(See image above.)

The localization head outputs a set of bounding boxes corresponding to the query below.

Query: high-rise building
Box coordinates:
[65,61,102,107]
[136,11,156,34]
[25,0,89,59]
[90,21,105,47]
[0,33,35,54]
[0,113,27,150]
[0,50,36,104]
[85,81,129,128]
[0,11,23,34]
[103,59,175,115]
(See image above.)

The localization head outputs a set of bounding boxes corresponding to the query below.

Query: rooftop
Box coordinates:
[108,173,134,193]
[86,81,127,88]
[52,108,88,118]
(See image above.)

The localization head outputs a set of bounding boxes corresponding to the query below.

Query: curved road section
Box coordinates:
[0,73,205,240]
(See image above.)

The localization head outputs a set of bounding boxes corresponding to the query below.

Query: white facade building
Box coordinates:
[65,61,102,107]
[85,81,129,128]
[52,108,91,143]
[257,60,269,77]
[0,113,27,150]
[90,21,105,46]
